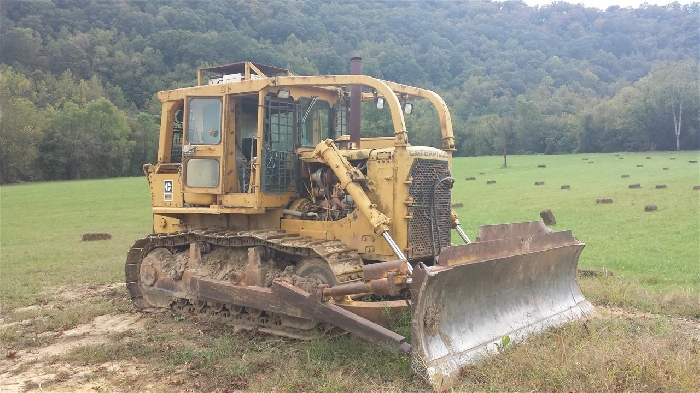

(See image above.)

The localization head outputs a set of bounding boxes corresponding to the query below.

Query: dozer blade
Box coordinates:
[410,221,593,391]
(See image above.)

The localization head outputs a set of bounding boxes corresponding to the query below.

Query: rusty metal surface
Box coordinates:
[126,229,411,348]
[477,220,552,241]
[411,224,593,391]
[273,281,410,353]
[437,226,581,267]
[335,299,409,328]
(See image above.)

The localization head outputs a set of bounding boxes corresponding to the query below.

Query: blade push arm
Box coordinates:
[314,140,408,264]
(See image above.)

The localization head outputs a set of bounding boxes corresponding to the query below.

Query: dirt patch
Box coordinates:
[1,313,146,392]
[265,265,295,287]
[53,283,125,303]
[290,274,324,294]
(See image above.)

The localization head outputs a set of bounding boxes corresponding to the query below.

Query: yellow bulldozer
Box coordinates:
[127,58,592,390]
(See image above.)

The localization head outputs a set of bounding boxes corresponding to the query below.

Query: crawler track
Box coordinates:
[125,229,365,338]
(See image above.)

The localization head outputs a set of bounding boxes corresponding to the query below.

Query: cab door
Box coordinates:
[182,96,225,205]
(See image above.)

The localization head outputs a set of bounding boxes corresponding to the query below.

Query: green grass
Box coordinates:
[1,177,152,310]
[451,151,700,293]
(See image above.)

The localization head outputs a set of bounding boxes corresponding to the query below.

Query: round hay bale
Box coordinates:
[655,184,666,189]
[540,209,556,226]
[479,172,486,175]
[646,156,651,159]
[690,160,698,163]
[629,183,641,189]
[486,180,496,184]
[663,167,669,170]
[644,205,658,212]
[82,233,112,241]
[561,185,570,189]
[618,157,624,159]
[621,174,630,178]
[582,158,589,160]
[465,176,476,181]
[670,157,676,160]
[535,181,545,186]
[693,185,700,190]
[451,202,464,208]
[538,164,546,168]
[588,161,594,163]
[636,164,644,167]
[596,198,613,204]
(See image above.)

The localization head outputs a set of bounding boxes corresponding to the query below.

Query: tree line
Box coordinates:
[0,0,698,183]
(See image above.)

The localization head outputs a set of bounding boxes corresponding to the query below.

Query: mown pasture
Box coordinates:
[1,151,698,392]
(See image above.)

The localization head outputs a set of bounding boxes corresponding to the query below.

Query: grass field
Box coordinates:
[452,151,700,290]
[1,151,699,392]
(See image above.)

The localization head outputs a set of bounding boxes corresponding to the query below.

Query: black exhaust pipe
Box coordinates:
[350,57,362,148]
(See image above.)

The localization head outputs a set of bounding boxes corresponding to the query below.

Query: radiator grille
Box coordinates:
[407,159,452,259]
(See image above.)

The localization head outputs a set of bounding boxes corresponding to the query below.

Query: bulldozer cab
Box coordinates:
[147,61,456,224]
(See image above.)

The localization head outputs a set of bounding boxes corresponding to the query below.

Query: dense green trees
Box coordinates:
[0,0,698,183]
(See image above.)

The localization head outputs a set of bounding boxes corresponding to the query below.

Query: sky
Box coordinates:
[523,0,696,8]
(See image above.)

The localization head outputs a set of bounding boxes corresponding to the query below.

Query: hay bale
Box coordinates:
[636,164,643,167]
[588,161,594,163]
[670,157,676,160]
[561,185,570,189]
[663,167,669,170]
[535,181,545,186]
[451,202,464,208]
[618,157,624,159]
[465,176,476,181]
[578,269,614,278]
[629,183,641,189]
[82,233,112,241]
[690,160,698,163]
[621,174,630,178]
[540,209,556,226]
[486,180,496,184]
[693,185,700,190]
[644,205,658,212]
[538,164,546,168]
[646,156,651,159]
[479,172,486,175]
[596,198,613,204]
[582,158,588,160]
[655,184,666,189]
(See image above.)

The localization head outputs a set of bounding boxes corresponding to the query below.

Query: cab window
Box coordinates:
[298,97,330,146]
[187,98,222,145]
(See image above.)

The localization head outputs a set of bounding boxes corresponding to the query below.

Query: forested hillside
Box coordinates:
[1,0,698,183]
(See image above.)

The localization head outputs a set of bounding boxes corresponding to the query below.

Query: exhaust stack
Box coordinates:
[350,57,362,148]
